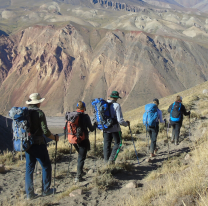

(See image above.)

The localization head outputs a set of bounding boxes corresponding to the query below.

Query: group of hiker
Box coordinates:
[8,91,190,200]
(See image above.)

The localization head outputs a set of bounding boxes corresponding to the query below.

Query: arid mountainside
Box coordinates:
[1,24,208,115]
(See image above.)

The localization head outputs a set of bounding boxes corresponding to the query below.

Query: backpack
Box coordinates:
[143,103,158,128]
[91,98,118,130]
[170,102,182,122]
[66,111,85,144]
[8,107,34,153]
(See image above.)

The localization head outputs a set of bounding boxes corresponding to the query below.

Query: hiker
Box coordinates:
[103,91,130,164]
[25,93,59,200]
[147,98,165,158]
[66,101,97,182]
[168,95,190,145]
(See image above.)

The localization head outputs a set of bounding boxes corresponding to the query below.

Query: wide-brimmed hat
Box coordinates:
[26,93,45,105]
[110,91,121,99]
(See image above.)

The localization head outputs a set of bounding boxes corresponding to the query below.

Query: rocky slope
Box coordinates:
[1,23,208,115]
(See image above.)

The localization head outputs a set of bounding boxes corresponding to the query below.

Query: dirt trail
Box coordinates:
[0,108,205,206]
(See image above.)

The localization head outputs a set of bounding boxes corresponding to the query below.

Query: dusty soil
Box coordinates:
[0,106,204,206]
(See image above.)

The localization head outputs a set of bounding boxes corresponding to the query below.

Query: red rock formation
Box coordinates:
[0,24,208,115]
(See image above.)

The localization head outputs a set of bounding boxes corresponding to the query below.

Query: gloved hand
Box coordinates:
[126,121,130,126]
[188,111,191,116]
[164,119,166,122]
[94,122,98,127]
[54,134,59,141]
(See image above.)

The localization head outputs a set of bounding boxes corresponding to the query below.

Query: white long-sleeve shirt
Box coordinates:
[103,100,128,133]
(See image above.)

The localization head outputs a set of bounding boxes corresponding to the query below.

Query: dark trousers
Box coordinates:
[73,139,90,177]
[25,144,51,197]
[103,131,122,163]
[171,123,182,142]
[147,125,159,154]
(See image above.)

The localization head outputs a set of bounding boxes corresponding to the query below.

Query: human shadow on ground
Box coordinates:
[114,146,191,184]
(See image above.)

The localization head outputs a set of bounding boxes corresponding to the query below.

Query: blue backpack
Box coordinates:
[8,107,34,154]
[170,102,182,122]
[91,98,117,130]
[143,103,158,128]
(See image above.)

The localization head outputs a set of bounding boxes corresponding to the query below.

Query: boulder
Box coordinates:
[69,189,83,197]
[125,181,137,188]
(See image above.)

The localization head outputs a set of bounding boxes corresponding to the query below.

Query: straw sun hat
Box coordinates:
[26,93,45,105]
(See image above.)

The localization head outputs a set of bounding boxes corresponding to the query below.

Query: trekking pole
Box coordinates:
[129,125,140,165]
[146,127,149,154]
[34,162,38,185]
[53,136,57,195]
[68,144,72,176]
[189,112,191,142]
[94,127,96,171]
[165,120,170,160]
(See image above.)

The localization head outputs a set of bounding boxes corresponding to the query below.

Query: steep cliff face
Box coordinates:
[0,24,208,115]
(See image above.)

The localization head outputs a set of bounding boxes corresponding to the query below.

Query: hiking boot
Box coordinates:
[26,193,38,200]
[154,148,158,155]
[74,176,84,183]
[174,140,179,146]
[108,160,115,166]
[81,171,86,177]
[42,188,56,197]
[150,153,156,158]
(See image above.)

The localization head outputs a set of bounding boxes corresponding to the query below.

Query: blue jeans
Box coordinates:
[25,144,51,197]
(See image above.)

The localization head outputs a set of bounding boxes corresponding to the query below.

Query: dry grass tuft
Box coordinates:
[0,150,24,166]
[92,172,117,190]
[56,185,80,201]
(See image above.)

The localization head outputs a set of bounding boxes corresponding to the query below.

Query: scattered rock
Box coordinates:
[184,154,191,161]
[35,188,42,194]
[125,181,137,188]
[203,89,208,94]
[69,189,83,197]
[88,169,94,174]
[146,158,151,162]
[0,164,5,173]
[202,128,207,135]
[36,171,41,175]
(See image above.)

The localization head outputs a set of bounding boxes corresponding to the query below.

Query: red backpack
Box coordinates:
[66,112,85,144]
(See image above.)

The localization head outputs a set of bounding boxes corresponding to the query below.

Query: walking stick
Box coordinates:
[146,127,150,154]
[189,112,191,142]
[129,125,140,164]
[68,144,72,176]
[34,162,38,185]
[165,120,170,160]
[53,136,57,195]
[94,127,96,170]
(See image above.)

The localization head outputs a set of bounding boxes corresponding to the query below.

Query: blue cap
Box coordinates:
[77,101,86,108]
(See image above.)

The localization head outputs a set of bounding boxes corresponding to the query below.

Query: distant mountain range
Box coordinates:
[144,0,208,12]
[1,0,208,115]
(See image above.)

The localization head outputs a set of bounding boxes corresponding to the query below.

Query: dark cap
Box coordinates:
[153,98,159,105]
[110,91,122,99]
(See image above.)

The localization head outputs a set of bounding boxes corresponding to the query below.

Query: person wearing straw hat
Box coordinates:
[25,93,59,200]
[103,91,130,165]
